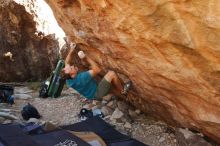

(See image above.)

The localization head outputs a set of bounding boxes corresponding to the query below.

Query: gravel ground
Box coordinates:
[0,86,214,146]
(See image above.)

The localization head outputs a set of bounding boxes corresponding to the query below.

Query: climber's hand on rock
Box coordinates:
[69,43,76,52]
[78,51,86,59]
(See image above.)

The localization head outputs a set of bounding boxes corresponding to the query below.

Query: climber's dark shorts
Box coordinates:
[94,78,111,100]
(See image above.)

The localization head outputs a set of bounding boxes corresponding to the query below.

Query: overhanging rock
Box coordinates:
[45,0,220,143]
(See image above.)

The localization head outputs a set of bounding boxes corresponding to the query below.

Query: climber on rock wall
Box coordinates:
[61,41,132,100]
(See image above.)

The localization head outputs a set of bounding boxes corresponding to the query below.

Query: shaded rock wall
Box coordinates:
[0,1,60,81]
[46,0,220,143]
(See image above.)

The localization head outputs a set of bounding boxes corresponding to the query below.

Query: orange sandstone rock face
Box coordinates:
[46,0,220,143]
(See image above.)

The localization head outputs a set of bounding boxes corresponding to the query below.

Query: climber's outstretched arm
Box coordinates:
[65,43,76,66]
[78,51,101,77]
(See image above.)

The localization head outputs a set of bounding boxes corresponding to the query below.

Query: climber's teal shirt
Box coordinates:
[66,71,97,99]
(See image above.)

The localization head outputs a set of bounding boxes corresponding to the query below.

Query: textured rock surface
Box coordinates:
[46,0,220,143]
[0,0,64,82]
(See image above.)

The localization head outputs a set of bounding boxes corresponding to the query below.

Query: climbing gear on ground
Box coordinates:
[92,109,104,118]
[39,59,65,98]
[0,85,14,104]
[7,95,14,105]
[21,122,45,135]
[47,59,65,98]
[39,81,50,98]
[0,117,148,146]
[79,108,104,121]
[21,103,41,121]
[79,108,93,121]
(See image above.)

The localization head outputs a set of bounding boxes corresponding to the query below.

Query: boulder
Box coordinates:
[102,94,113,102]
[101,106,113,116]
[111,108,124,120]
[124,122,132,129]
[1,0,218,143]
[45,0,220,143]
[176,128,212,146]
[117,101,129,112]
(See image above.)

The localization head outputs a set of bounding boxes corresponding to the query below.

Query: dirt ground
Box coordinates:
[0,85,216,146]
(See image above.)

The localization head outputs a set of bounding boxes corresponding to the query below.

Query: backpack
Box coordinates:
[0,85,14,104]
[39,60,65,98]
[39,81,49,98]
[21,103,41,121]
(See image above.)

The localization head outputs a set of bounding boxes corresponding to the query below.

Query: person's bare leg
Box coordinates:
[104,70,123,95]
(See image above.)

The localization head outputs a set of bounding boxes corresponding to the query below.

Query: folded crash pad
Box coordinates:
[62,116,148,146]
[0,117,148,146]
